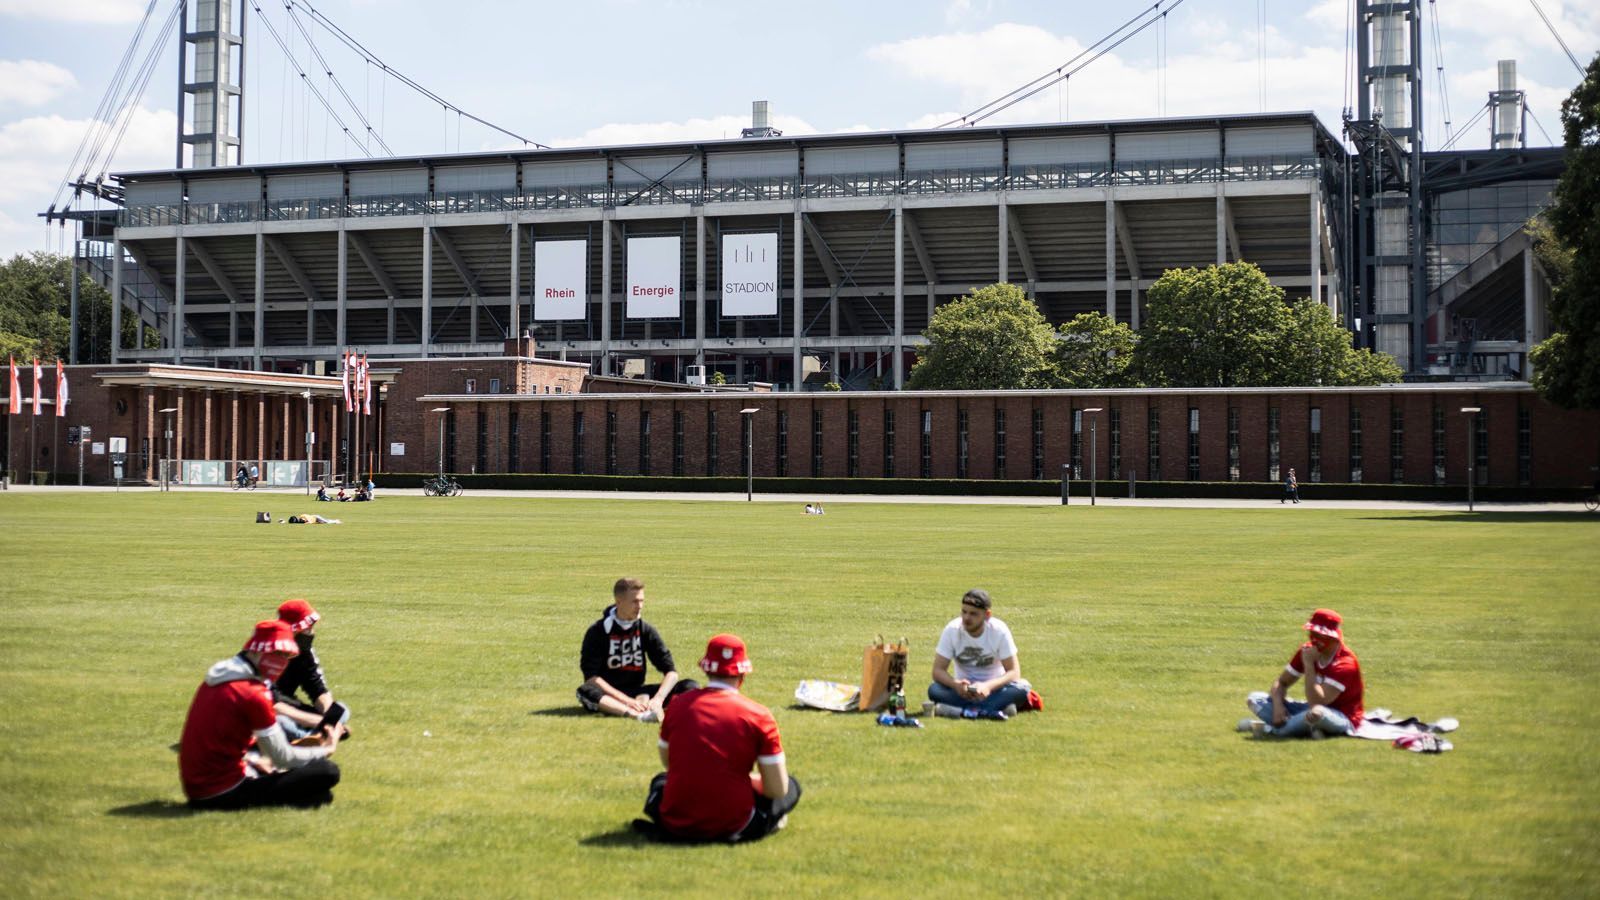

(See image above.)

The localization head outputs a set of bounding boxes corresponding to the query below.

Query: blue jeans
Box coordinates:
[927,680,1031,714]
[277,713,314,741]
[1246,691,1352,737]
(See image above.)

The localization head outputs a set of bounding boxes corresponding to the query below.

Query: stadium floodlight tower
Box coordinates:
[177,0,246,168]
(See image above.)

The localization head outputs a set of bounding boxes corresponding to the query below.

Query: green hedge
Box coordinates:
[378,472,1585,502]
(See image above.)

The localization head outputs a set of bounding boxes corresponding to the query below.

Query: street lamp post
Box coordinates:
[1083,407,1103,506]
[431,407,452,477]
[158,407,177,491]
[740,407,760,501]
[1461,406,1481,511]
[302,391,314,495]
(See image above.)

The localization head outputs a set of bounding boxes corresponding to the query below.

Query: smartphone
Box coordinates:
[318,701,349,730]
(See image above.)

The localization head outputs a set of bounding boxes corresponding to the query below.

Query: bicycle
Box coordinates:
[232,475,257,491]
[422,475,463,497]
[1585,493,1599,513]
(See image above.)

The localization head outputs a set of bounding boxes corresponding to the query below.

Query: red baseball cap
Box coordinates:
[277,599,320,633]
[699,633,753,676]
[243,619,300,656]
[1303,608,1343,640]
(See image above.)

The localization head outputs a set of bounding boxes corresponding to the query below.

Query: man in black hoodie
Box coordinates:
[272,599,349,740]
[578,578,697,723]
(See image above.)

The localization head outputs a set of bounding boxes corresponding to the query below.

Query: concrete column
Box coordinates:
[203,391,213,462]
[893,201,905,389]
[998,198,1009,283]
[695,213,706,368]
[257,393,266,470]
[336,226,348,348]
[175,392,185,464]
[1216,187,1226,265]
[69,238,79,364]
[174,235,186,364]
[1310,188,1323,306]
[252,230,264,370]
[280,396,290,462]
[509,222,521,342]
[331,398,339,481]
[600,218,612,376]
[1105,193,1116,320]
[144,388,155,480]
[110,238,122,364]
[421,226,432,358]
[792,210,803,392]
[230,391,239,469]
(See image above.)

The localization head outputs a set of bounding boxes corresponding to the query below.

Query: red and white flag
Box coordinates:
[361,354,373,416]
[6,356,18,415]
[54,359,68,417]
[31,358,42,416]
[341,349,353,412]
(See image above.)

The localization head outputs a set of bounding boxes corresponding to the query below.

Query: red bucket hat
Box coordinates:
[277,599,320,633]
[1303,608,1343,640]
[243,619,300,656]
[700,633,753,676]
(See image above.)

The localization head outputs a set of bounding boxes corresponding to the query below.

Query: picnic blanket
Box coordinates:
[1352,708,1459,752]
[794,679,859,712]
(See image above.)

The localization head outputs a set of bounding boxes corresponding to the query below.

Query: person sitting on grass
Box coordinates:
[927,588,1033,720]
[1237,608,1364,739]
[271,599,349,742]
[316,485,331,501]
[635,633,801,843]
[178,619,341,809]
[577,578,698,723]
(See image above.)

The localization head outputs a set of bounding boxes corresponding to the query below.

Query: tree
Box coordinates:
[1529,52,1600,409]
[1056,312,1139,387]
[1136,262,1400,387]
[908,283,1060,390]
[0,251,151,364]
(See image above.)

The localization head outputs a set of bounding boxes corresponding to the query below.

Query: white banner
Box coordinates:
[721,232,779,317]
[533,239,588,320]
[627,236,681,319]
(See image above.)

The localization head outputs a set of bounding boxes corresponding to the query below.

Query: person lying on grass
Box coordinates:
[271,599,350,742]
[635,633,801,842]
[927,588,1033,720]
[1238,608,1365,739]
[577,577,698,723]
[178,619,341,809]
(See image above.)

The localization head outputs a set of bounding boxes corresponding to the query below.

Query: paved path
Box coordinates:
[1,482,1588,513]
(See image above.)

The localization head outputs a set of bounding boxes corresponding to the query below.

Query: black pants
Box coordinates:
[576,679,699,712]
[641,770,802,842]
[188,759,341,810]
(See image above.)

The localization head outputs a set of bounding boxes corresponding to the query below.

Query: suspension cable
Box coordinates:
[279,1,393,155]
[248,0,373,157]
[1437,101,1490,151]
[1428,0,1452,144]
[1528,0,1585,76]
[1524,103,1557,145]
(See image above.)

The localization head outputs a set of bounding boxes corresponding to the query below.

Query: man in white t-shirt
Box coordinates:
[926,589,1032,720]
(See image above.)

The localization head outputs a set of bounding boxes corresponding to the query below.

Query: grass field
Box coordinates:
[1,491,1597,898]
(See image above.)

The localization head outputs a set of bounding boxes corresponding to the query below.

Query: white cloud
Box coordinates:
[0,0,147,24]
[0,60,76,107]
[1433,0,1599,59]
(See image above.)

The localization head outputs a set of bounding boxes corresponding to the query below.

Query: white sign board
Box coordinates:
[389,442,406,457]
[627,236,681,319]
[108,436,127,453]
[533,239,588,320]
[721,232,779,317]
[91,442,105,455]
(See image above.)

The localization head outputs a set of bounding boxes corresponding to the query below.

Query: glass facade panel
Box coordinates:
[994,409,1006,480]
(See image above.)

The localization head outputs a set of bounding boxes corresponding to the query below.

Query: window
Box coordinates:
[605,410,617,475]
[1109,408,1121,480]
[1070,410,1083,480]
[1032,409,1044,479]
[639,411,652,475]
[883,409,895,478]
[1227,408,1240,481]
[920,410,933,479]
[1348,407,1363,483]
[775,411,789,477]
[1390,406,1404,483]
[707,411,719,476]
[507,409,520,474]
[1267,408,1280,482]
[672,411,685,476]
[1187,408,1200,481]
[847,410,859,477]
[465,378,477,394]
[489,378,501,395]
[812,409,824,477]
[1147,407,1161,481]
[540,411,551,473]
[444,410,457,474]
[1475,409,1489,486]
[1516,407,1530,485]
[994,409,1007,480]
[1308,407,1322,483]
[476,409,488,474]
[572,412,585,474]
[1432,404,1446,485]
[957,409,969,479]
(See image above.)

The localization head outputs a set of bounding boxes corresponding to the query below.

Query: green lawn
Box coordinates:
[1,492,1596,898]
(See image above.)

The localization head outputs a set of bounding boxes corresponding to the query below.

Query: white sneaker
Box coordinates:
[636,708,660,724]
[933,703,964,719]
[1309,727,1326,740]
[1237,718,1268,737]
[1002,704,1018,718]
[774,814,789,831]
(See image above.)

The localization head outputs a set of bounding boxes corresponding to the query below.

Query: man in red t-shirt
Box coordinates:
[179,620,342,809]
[635,634,801,842]
[1239,608,1365,739]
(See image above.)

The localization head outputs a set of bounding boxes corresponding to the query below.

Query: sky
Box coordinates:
[0,0,1595,262]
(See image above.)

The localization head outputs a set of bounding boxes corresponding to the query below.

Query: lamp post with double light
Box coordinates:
[1461,406,1481,511]
[158,407,177,491]
[1083,407,1103,506]
[740,407,760,501]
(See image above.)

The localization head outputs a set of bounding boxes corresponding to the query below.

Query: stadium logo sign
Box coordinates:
[721,232,778,316]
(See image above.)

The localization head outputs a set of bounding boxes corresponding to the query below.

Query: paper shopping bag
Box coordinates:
[859,636,909,711]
